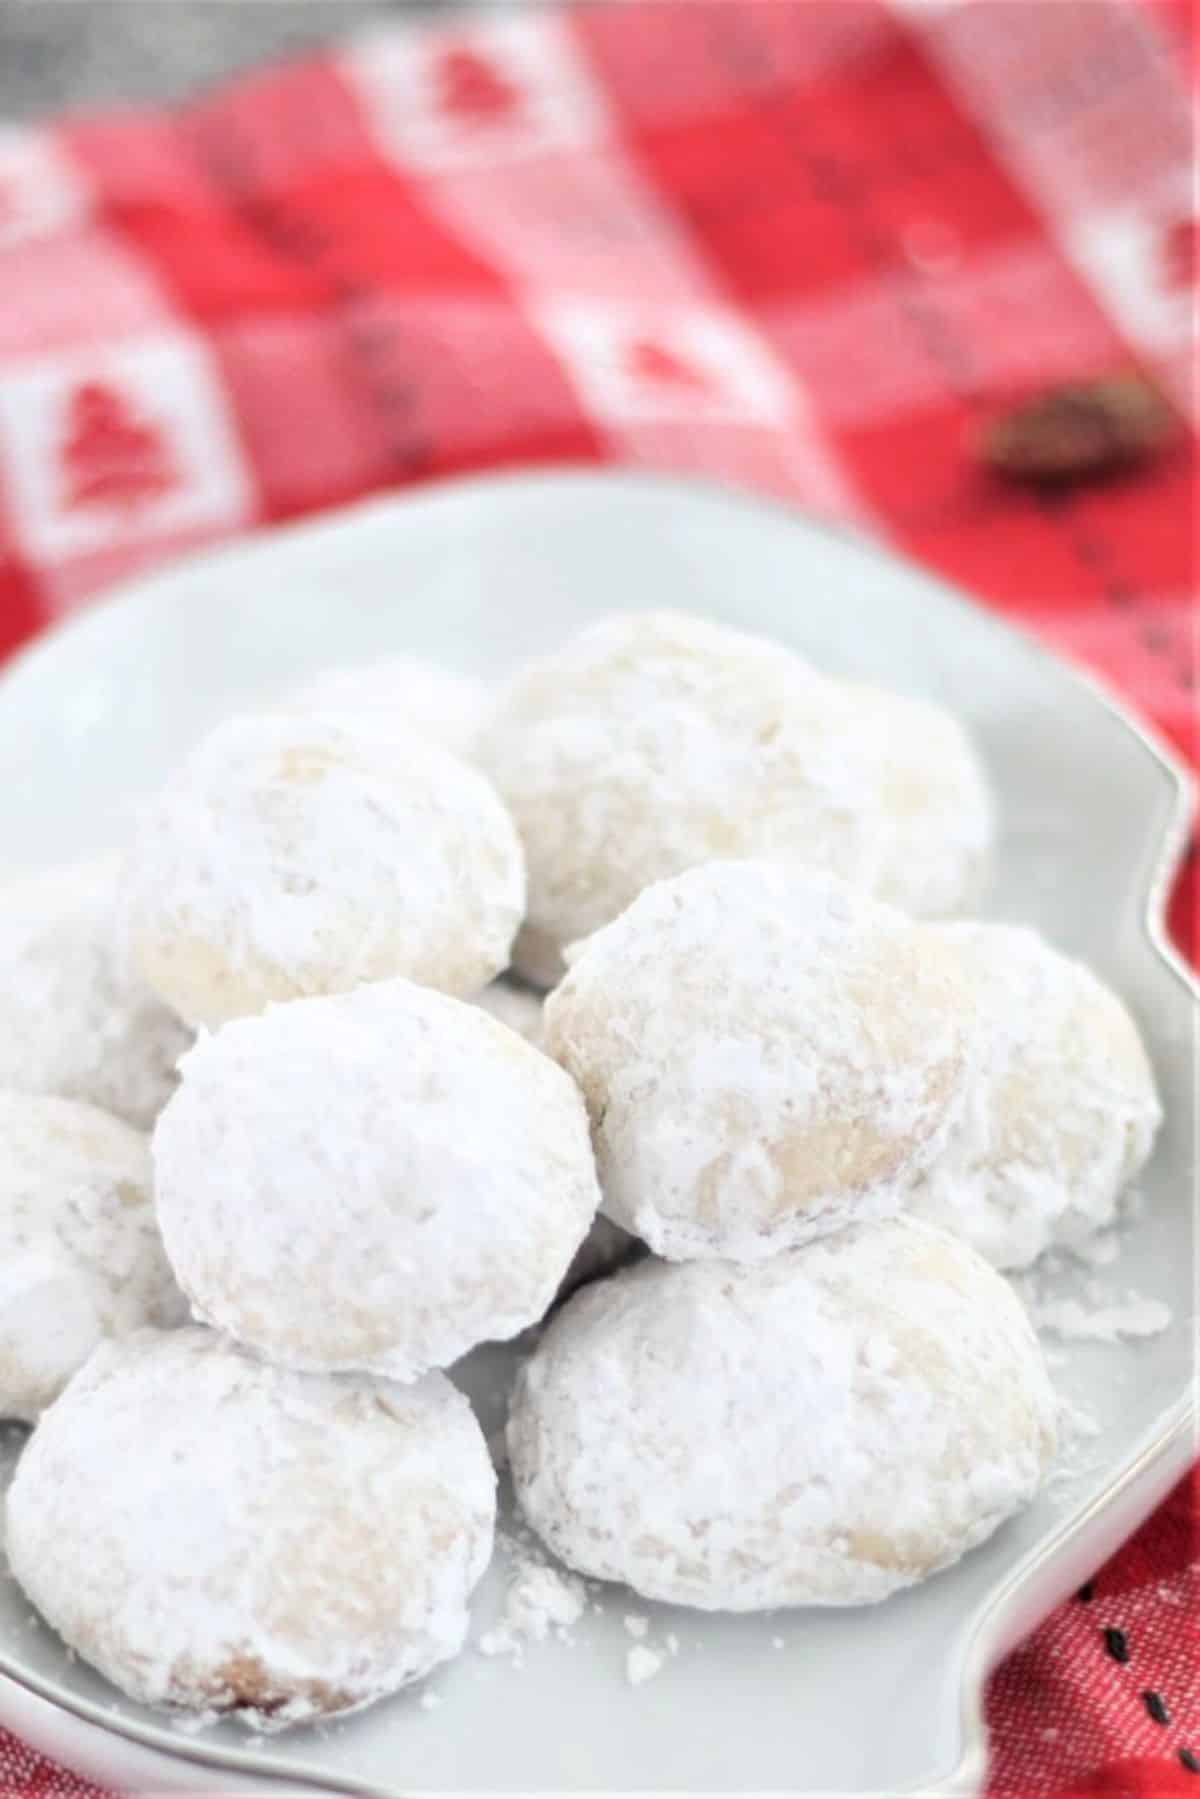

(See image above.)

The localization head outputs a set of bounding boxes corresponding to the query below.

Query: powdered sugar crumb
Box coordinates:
[626,1645,664,1687]
[419,1691,441,1712]
[1006,1235,1171,1491]
[623,1614,649,1639]
[1051,1392,1102,1470]
[1033,1295,1171,1343]
[1012,1249,1172,1345]
[477,1533,587,1665]
[168,1708,221,1737]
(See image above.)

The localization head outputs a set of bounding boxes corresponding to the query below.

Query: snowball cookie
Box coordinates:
[123,711,524,1027]
[910,923,1161,1269]
[509,1217,1057,1609]
[478,610,898,986]
[154,979,600,1380]
[0,1092,183,1421]
[473,976,544,1044]
[0,856,191,1128]
[7,1328,495,1726]
[478,613,994,984]
[544,861,975,1261]
[281,655,486,757]
[846,682,994,917]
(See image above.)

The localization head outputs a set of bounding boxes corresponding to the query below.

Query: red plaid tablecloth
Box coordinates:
[0,2,1194,1793]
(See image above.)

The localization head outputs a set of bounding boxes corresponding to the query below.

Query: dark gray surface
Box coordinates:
[0,1,454,119]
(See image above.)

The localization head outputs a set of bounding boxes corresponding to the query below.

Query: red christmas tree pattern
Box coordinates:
[58,382,179,516]
[435,46,522,125]
[627,338,714,393]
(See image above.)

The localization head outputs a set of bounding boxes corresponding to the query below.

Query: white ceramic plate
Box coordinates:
[0,471,1193,1799]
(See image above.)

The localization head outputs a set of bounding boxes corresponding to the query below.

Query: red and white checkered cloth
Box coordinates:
[0,2,1194,1793]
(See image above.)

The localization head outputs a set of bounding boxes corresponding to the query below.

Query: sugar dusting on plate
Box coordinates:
[1007,1205,1174,1494]
[1032,1295,1172,1343]
[477,1531,588,1665]
[1011,1217,1173,1346]
[626,1645,664,1687]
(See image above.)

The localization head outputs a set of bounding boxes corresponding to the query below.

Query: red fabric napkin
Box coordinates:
[0,2,1193,1792]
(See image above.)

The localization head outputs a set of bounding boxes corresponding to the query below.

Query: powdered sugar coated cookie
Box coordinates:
[477,613,992,984]
[6,1327,495,1726]
[477,612,888,985]
[123,711,524,1027]
[910,923,1161,1268]
[508,1218,1057,1609]
[544,861,974,1261]
[0,1092,183,1421]
[0,857,191,1129]
[154,979,600,1380]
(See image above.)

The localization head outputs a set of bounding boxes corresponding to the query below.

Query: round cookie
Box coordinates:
[544,860,974,1261]
[477,612,992,985]
[910,922,1161,1268]
[123,711,525,1028]
[7,1327,495,1726]
[0,856,191,1129]
[508,1218,1057,1610]
[0,1092,183,1421]
[154,979,600,1380]
[281,656,486,757]
[477,611,885,985]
